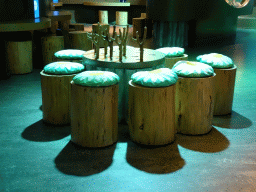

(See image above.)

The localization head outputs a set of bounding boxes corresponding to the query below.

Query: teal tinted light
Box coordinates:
[53,0,59,3]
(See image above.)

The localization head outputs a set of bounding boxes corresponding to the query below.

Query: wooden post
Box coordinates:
[116,11,128,26]
[128,81,176,145]
[40,71,76,125]
[175,75,216,135]
[68,31,92,51]
[71,82,119,147]
[213,66,237,115]
[41,35,64,66]
[132,18,145,38]
[165,54,188,69]
[5,40,33,74]
[99,10,108,24]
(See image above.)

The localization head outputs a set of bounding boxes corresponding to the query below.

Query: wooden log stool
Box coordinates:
[41,35,64,66]
[156,47,188,69]
[5,31,33,74]
[68,31,92,51]
[70,71,119,147]
[173,61,216,135]
[54,49,86,64]
[41,61,85,125]
[196,53,237,115]
[128,68,178,145]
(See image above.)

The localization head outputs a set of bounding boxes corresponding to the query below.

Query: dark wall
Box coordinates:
[0,0,34,22]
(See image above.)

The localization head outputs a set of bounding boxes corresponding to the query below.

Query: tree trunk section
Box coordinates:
[5,40,32,74]
[175,75,215,135]
[213,66,237,115]
[71,82,119,147]
[40,71,75,125]
[128,81,176,145]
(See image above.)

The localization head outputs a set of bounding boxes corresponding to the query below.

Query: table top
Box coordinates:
[46,10,72,21]
[83,46,165,69]
[83,2,130,6]
[0,17,51,32]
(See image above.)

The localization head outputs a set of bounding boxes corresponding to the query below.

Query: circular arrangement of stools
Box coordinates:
[156,47,188,69]
[128,68,178,145]
[196,53,237,115]
[172,61,215,135]
[70,71,119,148]
[41,61,85,125]
[54,49,86,63]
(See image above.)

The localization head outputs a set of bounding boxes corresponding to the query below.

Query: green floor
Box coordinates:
[0,28,256,192]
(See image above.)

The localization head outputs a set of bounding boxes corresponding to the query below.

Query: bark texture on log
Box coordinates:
[128,81,176,145]
[6,40,32,74]
[71,82,118,147]
[175,75,215,135]
[41,71,75,125]
[213,67,236,115]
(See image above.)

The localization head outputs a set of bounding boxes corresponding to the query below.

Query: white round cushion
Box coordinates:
[131,68,178,87]
[172,61,214,78]
[196,53,234,69]
[43,61,85,75]
[156,47,185,58]
[73,71,120,87]
[54,49,86,60]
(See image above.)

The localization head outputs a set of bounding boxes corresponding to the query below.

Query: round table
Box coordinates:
[83,46,166,122]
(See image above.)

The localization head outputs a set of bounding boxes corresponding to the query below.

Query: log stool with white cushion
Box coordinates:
[54,49,86,64]
[41,61,85,125]
[156,47,188,69]
[196,53,236,115]
[173,61,215,135]
[128,68,178,145]
[71,71,119,148]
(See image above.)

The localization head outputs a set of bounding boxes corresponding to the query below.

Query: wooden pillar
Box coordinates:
[128,81,176,145]
[71,82,119,147]
[116,11,128,26]
[99,10,108,24]
[41,35,64,66]
[132,18,145,38]
[40,71,75,125]
[175,75,216,135]
[5,40,33,74]
[213,66,237,115]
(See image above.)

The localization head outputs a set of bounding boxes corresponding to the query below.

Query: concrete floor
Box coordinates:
[0,27,256,192]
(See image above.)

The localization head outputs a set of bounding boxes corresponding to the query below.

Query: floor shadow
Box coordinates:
[176,127,230,153]
[126,139,185,174]
[21,119,71,142]
[118,123,130,143]
[213,111,253,129]
[54,141,116,176]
